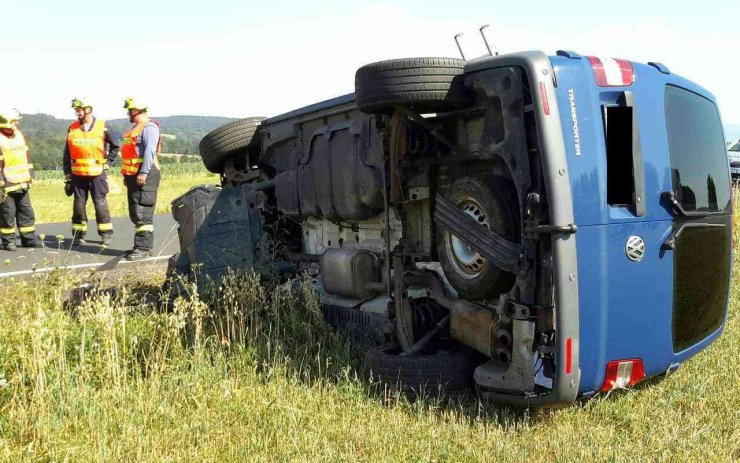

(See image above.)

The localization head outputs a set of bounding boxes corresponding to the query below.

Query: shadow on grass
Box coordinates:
[180,273,551,428]
[64,270,551,429]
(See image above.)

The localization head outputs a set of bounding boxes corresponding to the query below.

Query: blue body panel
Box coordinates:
[550,55,730,394]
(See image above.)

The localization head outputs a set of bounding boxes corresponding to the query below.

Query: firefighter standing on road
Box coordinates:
[0,108,40,251]
[121,98,160,261]
[64,98,119,246]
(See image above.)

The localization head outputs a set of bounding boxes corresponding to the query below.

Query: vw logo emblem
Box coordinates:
[625,236,645,262]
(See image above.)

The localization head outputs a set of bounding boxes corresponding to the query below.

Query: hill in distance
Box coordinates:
[17,113,236,169]
[19,113,235,145]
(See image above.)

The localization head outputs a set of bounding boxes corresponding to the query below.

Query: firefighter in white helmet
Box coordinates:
[120,98,161,260]
[0,108,40,251]
[64,97,119,246]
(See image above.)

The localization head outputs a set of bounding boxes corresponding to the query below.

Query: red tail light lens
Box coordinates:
[600,359,645,392]
[587,56,634,87]
[539,81,551,115]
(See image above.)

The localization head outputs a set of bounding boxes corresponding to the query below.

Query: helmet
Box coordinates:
[0,108,21,129]
[123,98,148,112]
[71,97,92,109]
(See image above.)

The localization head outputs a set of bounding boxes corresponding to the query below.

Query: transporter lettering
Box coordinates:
[569,88,581,156]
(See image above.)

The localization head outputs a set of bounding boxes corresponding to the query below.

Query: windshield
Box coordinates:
[728,140,740,152]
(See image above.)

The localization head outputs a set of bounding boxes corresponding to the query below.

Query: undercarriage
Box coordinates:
[173,56,569,401]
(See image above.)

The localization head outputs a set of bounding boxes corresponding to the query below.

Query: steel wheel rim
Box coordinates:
[446,198,490,278]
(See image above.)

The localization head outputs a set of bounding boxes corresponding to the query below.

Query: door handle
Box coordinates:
[661,222,725,250]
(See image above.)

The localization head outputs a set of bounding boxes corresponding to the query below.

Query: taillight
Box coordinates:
[539,81,551,115]
[587,56,634,87]
[600,359,645,392]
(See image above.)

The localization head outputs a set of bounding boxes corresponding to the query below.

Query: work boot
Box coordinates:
[125,249,151,261]
[101,235,112,247]
[72,236,87,246]
[22,241,43,249]
[3,242,17,251]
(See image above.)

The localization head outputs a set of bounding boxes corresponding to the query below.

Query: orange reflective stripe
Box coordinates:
[72,158,103,165]
[73,166,103,176]
[71,158,104,176]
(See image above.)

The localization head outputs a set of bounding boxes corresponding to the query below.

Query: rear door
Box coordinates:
[551,55,731,394]
[662,85,731,353]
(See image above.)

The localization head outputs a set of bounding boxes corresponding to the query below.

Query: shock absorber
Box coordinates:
[411,299,446,337]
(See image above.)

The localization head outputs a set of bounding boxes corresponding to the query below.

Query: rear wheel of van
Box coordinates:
[199,117,265,174]
[355,58,474,114]
[365,340,481,397]
[436,175,520,300]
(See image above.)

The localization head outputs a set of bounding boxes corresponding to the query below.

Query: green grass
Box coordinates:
[29,163,219,224]
[0,209,738,461]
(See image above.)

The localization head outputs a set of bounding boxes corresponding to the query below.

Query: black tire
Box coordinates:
[166,252,190,279]
[365,340,481,396]
[164,252,191,303]
[199,117,265,173]
[355,57,474,114]
[436,175,520,300]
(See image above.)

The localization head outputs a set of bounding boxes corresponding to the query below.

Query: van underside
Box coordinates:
[173,53,581,406]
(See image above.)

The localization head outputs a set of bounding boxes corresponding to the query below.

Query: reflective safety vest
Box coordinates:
[0,130,32,184]
[121,120,160,176]
[68,119,106,176]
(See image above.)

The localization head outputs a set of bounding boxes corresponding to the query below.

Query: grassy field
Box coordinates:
[29,164,219,224]
[0,205,738,461]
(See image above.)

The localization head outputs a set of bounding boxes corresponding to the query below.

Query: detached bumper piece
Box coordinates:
[171,184,270,287]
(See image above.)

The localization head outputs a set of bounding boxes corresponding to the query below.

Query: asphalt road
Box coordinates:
[0,214,179,278]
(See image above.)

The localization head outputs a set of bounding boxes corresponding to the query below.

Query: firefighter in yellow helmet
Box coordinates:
[120,98,161,261]
[64,98,119,246]
[0,108,40,251]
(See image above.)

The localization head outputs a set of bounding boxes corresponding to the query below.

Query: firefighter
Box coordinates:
[120,98,160,261]
[64,97,119,246]
[0,108,40,251]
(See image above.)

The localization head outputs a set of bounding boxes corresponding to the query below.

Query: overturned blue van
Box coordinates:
[174,48,732,406]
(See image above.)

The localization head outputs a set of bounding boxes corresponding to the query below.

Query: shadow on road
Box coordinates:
[38,236,127,258]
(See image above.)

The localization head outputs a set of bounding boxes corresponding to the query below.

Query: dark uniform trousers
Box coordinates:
[124,166,160,250]
[0,188,37,246]
[72,172,113,239]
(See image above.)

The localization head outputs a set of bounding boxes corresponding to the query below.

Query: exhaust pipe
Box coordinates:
[414,271,511,359]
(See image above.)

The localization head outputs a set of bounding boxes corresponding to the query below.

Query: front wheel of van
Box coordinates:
[355,57,474,114]
[436,175,520,300]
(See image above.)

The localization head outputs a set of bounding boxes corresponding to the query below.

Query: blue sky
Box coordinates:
[4,0,739,132]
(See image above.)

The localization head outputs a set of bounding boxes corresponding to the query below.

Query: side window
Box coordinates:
[664,86,730,213]
[603,104,635,207]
